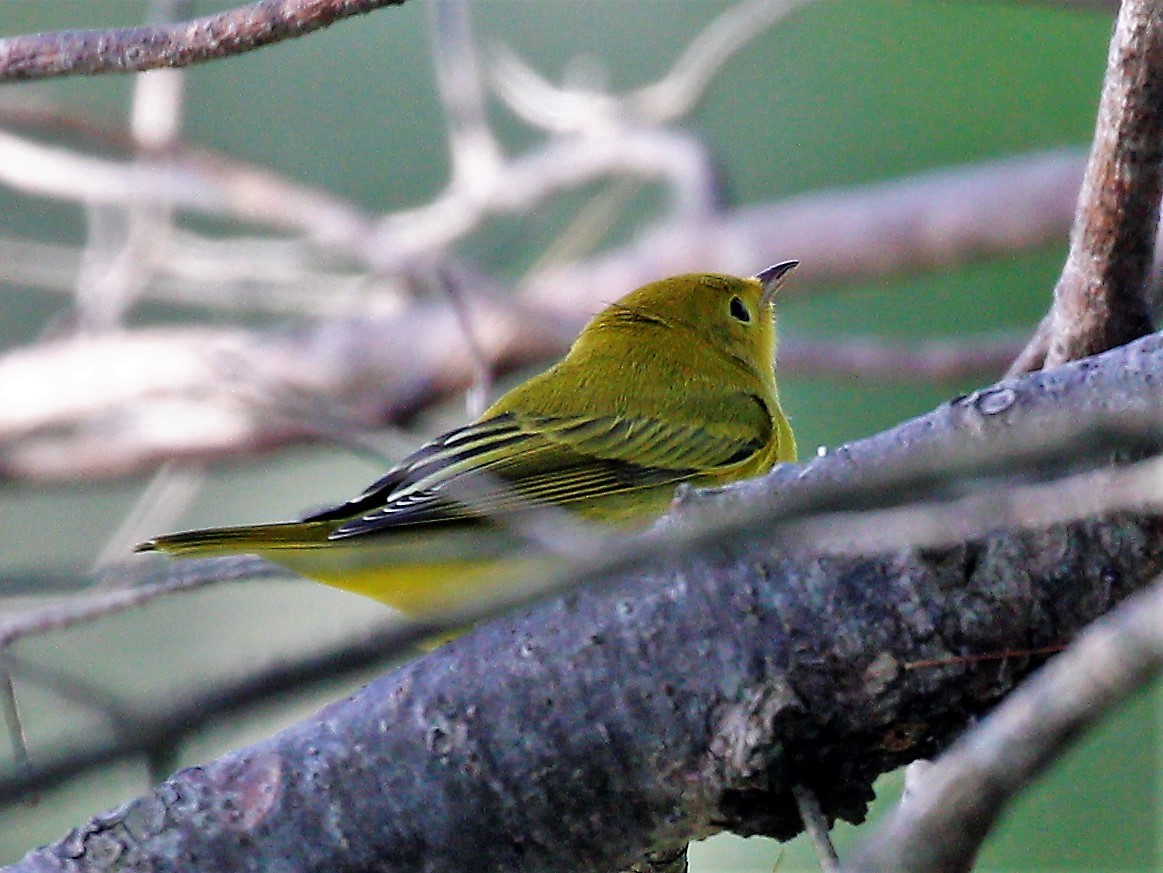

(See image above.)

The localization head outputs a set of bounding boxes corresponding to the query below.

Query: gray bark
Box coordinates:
[9,331,1163,873]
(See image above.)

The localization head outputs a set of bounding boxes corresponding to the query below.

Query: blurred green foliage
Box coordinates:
[0,1,1156,869]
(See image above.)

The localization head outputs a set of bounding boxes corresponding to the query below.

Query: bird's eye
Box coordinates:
[728,296,751,323]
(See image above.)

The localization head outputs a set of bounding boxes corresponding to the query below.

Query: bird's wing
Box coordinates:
[305,409,767,538]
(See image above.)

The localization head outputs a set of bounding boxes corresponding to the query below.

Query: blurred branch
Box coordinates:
[365,0,810,266]
[630,0,812,122]
[0,138,1085,315]
[0,129,380,254]
[1012,0,1161,373]
[0,0,409,82]
[0,612,433,806]
[0,556,274,649]
[0,306,567,481]
[0,320,1032,483]
[74,0,191,333]
[846,572,1163,873]
[493,0,809,131]
[428,0,502,196]
[0,149,1085,483]
[3,6,1083,287]
[521,149,1085,316]
[7,330,1163,871]
[779,334,1022,383]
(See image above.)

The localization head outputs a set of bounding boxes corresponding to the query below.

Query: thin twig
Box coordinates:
[492,0,810,131]
[0,129,380,252]
[428,0,502,193]
[73,0,190,331]
[93,464,205,570]
[792,784,840,873]
[0,652,139,732]
[630,0,813,122]
[433,266,495,418]
[0,0,408,82]
[780,334,1022,383]
[0,655,29,766]
[0,557,275,649]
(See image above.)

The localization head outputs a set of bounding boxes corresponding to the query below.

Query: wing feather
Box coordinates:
[307,408,767,538]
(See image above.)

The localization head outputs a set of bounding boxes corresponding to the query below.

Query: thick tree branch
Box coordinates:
[0,1,407,82]
[7,331,1163,873]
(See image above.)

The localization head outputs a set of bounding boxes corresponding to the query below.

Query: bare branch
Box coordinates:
[0,0,408,83]
[367,127,719,268]
[0,146,1085,484]
[0,129,379,252]
[0,556,272,649]
[0,307,567,481]
[630,0,813,122]
[0,138,1084,315]
[521,149,1085,316]
[6,331,1163,872]
[492,0,810,132]
[427,0,502,194]
[0,316,1034,484]
[792,784,840,873]
[779,334,1022,383]
[1014,0,1161,371]
[846,573,1163,873]
[0,611,433,806]
[74,1,190,332]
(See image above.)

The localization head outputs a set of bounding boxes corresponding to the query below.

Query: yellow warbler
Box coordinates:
[137,264,798,614]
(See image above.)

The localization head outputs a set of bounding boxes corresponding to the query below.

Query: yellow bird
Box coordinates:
[137,264,798,615]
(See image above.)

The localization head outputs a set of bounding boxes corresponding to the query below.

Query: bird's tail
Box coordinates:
[135,521,335,557]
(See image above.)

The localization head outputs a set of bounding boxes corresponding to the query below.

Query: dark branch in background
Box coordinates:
[845,573,1163,873]
[0,0,408,82]
[1011,0,1161,373]
[6,332,1163,873]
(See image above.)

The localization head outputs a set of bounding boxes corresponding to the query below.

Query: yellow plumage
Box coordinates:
[137,265,799,615]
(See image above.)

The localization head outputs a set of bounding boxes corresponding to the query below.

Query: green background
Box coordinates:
[0,1,1157,869]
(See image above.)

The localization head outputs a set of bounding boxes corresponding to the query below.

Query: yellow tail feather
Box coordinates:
[138,520,545,617]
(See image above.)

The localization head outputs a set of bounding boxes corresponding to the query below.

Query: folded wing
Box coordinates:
[305,410,766,538]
